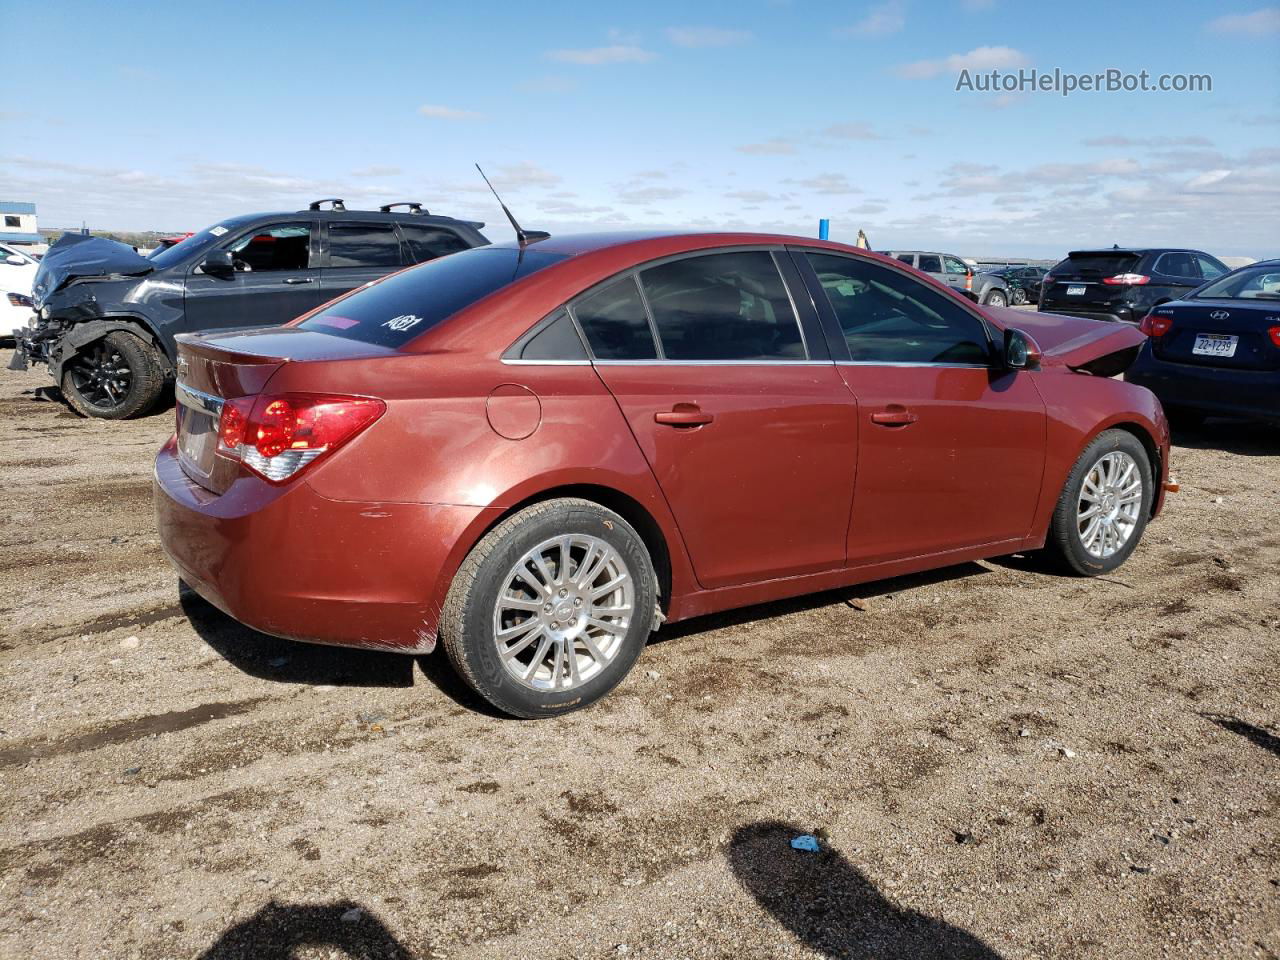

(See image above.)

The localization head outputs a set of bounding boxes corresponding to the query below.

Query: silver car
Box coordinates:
[883,250,1010,308]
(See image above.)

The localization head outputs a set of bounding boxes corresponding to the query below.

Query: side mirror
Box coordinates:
[4,254,25,266]
[1004,327,1042,370]
[201,250,235,276]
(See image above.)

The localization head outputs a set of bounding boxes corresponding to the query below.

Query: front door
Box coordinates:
[573,250,859,589]
[797,250,1046,566]
[184,221,321,331]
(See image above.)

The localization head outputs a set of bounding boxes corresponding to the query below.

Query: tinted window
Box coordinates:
[299,247,568,346]
[518,311,589,360]
[895,254,915,266]
[1194,254,1226,280]
[572,276,657,360]
[806,252,990,365]
[1052,252,1140,278]
[1154,252,1199,279]
[228,223,311,272]
[328,222,403,268]
[639,251,804,361]
[400,224,471,264]
[918,255,942,273]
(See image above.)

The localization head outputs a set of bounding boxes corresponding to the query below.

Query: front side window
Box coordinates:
[400,224,471,264]
[571,275,657,361]
[805,252,990,365]
[917,254,942,273]
[638,251,805,361]
[228,223,312,272]
[944,256,969,275]
[328,222,404,268]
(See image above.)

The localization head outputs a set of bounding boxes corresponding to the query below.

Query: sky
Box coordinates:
[1,0,1278,258]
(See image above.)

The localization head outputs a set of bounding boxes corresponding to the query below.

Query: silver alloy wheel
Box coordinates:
[492,534,634,692]
[1077,451,1143,559]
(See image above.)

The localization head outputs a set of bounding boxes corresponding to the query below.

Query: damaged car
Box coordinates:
[11,201,488,418]
[155,231,1172,718]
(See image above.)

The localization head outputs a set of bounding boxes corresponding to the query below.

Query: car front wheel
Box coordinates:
[1046,429,1152,575]
[984,289,1007,308]
[61,330,165,419]
[440,498,657,718]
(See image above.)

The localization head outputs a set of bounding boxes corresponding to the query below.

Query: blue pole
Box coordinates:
[818,219,830,240]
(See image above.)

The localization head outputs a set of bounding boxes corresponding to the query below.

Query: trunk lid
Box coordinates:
[174,327,394,494]
[1150,299,1280,371]
[1041,251,1143,310]
[32,233,155,306]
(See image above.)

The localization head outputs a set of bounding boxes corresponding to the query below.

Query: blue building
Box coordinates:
[0,201,41,246]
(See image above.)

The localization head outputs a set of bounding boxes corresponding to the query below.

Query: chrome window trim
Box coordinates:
[592,359,834,367]
[175,381,224,415]
[500,358,592,366]
[836,361,991,369]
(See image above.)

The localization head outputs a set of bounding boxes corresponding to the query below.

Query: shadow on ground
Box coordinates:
[1202,713,1280,758]
[1170,417,1280,457]
[728,821,1005,960]
[198,900,416,959]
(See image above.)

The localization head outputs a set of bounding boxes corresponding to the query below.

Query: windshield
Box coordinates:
[1192,264,1280,300]
[148,219,251,269]
[1051,252,1141,277]
[298,246,569,347]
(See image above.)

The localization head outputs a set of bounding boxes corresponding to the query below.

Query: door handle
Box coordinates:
[654,404,714,428]
[282,277,314,285]
[870,406,918,426]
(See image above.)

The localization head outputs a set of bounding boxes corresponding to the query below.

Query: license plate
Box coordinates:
[1066,284,1086,295]
[1192,333,1238,358]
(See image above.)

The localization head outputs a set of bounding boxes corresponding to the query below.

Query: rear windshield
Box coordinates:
[298,246,568,346]
[1051,252,1141,277]
[1192,265,1280,300]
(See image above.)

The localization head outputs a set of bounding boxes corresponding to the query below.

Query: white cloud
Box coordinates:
[491,162,562,190]
[617,186,688,203]
[1082,135,1213,147]
[822,122,882,140]
[666,26,752,47]
[1186,169,1233,189]
[895,45,1029,79]
[545,45,658,65]
[418,104,482,120]
[736,137,797,155]
[840,1,905,36]
[785,173,863,194]
[1208,7,1280,34]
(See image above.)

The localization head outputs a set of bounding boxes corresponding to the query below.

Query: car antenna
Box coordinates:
[475,164,550,245]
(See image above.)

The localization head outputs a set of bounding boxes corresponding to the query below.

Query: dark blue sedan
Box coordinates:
[1127,259,1280,426]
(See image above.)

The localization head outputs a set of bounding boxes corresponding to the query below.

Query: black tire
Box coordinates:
[440,498,657,718]
[1045,429,1153,576]
[1011,288,1028,306]
[61,330,166,420]
[984,289,1008,308]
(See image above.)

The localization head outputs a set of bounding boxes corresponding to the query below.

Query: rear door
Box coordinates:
[319,220,409,301]
[183,221,322,332]
[917,253,945,285]
[796,249,1046,565]
[1150,251,1206,301]
[577,248,859,589]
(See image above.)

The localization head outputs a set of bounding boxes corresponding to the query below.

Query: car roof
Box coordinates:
[223,209,485,230]
[1065,247,1205,256]
[486,230,893,260]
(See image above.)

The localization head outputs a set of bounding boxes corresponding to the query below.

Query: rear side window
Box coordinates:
[400,224,472,264]
[1153,251,1200,280]
[638,251,805,361]
[299,247,568,346]
[917,255,942,273]
[806,252,990,365]
[328,222,404,268]
[895,254,915,266]
[572,276,657,360]
[1052,252,1141,278]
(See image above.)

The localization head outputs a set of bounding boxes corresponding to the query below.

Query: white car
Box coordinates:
[0,243,39,338]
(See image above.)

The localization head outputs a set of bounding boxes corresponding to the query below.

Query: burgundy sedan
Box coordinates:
[155,232,1171,717]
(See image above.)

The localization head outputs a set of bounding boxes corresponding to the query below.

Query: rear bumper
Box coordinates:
[153,437,499,653]
[1038,305,1136,324]
[1128,350,1280,423]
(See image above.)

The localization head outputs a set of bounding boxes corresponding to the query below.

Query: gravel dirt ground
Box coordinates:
[1,365,1277,960]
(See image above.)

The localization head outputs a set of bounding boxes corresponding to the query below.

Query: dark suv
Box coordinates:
[1038,247,1228,324]
[11,200,488,418]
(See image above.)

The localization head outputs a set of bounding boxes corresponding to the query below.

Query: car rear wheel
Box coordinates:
[1046,429,1152,575]
[1011,288,1027,306]
[440,498,657,718]
[61,331,165,420]
[984,289,1008,308]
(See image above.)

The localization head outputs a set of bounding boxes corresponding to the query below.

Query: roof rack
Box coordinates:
[308,198,346,211]
[379,202,427,215]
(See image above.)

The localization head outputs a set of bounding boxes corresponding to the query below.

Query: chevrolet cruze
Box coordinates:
[154,232,1172,717]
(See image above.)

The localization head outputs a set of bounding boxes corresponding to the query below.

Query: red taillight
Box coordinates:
[1102,274,1150,285]
[1139,312,1173,337]
[1269,326,1280,349]
[215,393,385,483]
[1042,274,1054,285]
